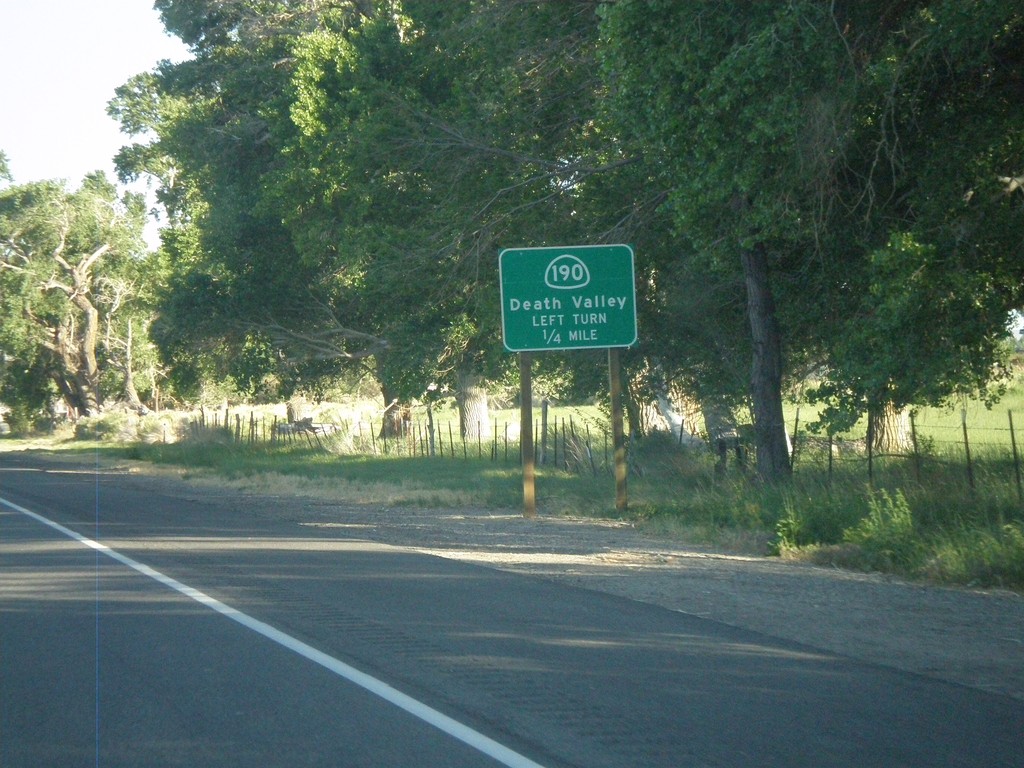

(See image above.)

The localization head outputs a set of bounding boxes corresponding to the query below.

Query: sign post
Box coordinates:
[608,347,628,512]
[519,352,536,519]
[500,245,636,516]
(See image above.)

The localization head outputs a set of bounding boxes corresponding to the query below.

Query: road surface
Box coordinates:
[2,453,1022,767]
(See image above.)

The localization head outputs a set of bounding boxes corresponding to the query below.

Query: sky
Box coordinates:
[0,0,191,186]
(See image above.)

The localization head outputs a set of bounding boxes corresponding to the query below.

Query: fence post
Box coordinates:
[962,409,975,493]
[561,417,568,471]
[866,416,874,488]
[586,423,597,477]
[1009,410,1022,503]
[789,407,800,471]
[910,412,921,484]
[827,431,833,485]
[535,419,539,464]
[426,404,435,456]
[540,400,549,465]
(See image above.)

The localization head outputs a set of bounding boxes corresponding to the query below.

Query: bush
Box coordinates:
[74,412,135,441]
[772,487,867,552]
[72,411,181,443]
[843,489,921,569]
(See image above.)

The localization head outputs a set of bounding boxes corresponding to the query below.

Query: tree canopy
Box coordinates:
[6,1,1022,475]
[0,173,155,423]
[596,0,1024,475]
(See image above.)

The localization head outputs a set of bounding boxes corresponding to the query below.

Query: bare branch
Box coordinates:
[244,299,388,363]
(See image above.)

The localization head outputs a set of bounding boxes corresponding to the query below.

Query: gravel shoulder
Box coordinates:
[294,508,1024,702]
[9,451,1024,702]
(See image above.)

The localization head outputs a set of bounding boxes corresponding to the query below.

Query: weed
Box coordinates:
[922,524,1024,589]
[843,489,921,570]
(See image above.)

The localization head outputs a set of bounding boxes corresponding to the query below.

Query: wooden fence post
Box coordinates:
[1009,410,1022,503]
[540,400,549,465]
[866,416,874,488]
[910,413,921,484]
[962,409,975,493]
[827,431,833,485]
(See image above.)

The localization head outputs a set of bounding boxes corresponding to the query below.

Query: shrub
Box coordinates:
[772,487,867,553]
[843,489,921,569]
[74,412,135,441]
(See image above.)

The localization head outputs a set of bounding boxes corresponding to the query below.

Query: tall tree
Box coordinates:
[598,0,1024,475]
[114,0,612,424]
[808,1,1024,437]
[0,173,150,419]
[598,2,855,480]
[111,0,387,403]
[275,0,611,432]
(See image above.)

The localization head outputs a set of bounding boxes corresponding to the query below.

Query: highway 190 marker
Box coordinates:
[499,245,637,351]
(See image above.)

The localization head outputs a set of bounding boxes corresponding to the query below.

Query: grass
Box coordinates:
[4,388,1024,591]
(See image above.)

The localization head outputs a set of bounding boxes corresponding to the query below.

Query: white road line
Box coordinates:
[1,495,548,768]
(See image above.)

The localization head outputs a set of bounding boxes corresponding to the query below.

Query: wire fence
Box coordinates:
[789,410,1024,500]
[187,404,1024,498]
[188,405,615,476]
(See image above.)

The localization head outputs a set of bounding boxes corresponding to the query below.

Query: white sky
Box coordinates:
[0,0,191,186]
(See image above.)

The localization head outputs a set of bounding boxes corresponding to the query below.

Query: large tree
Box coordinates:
[275,1,610,432]
[114,0,613,427]
[597,2,856,479]
[0,173,152,420]
[808,1,1024,438]
[111,0,389,403]
[597,0,1024,476]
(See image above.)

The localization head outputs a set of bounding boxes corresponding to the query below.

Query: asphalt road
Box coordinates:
[2,453,1022,767]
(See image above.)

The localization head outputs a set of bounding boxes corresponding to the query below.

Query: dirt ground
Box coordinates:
[106,463,1024,704]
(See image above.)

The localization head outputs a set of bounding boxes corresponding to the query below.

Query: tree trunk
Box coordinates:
[120,320,148,413]
[741,244,791,482]
[378,384,410,438]
[869,401,912,454]
[649,365,704,446]
[52,312,102,417]
[74,295,102,414]
[456,368,488,441]
[38,243,109,417]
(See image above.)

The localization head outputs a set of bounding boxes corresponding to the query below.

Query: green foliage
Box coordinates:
[775,491,867,553]
[924,524,1024,589]
[598,0,1024,458]
[0,174,153,415]
[843,490,921,569]
[96,0,1024,495]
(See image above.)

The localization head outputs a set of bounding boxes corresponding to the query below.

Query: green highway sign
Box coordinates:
[499,244,637,351]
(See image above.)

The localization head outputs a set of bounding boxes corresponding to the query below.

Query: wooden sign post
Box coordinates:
[519,352,536,518]
[500,245,636,517]
[608,347,628,512]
